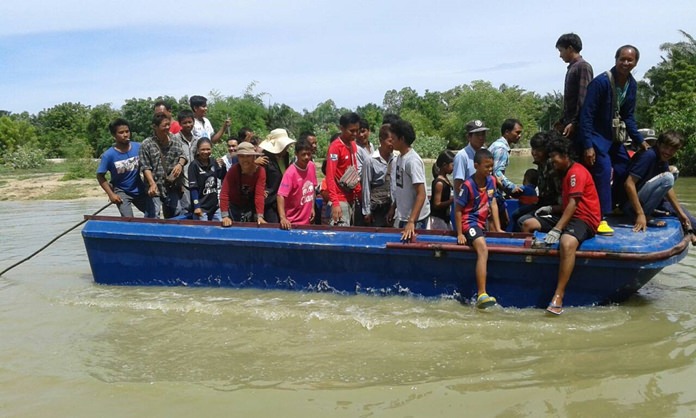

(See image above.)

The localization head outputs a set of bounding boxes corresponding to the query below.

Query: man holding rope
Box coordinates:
[97,118,155,218]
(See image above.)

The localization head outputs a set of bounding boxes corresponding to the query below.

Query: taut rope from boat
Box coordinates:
[0,202,112,277]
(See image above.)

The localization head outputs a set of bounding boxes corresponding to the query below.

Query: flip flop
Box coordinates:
[476,293,497,309]
[647,219,667,228]
[546,303,564,315]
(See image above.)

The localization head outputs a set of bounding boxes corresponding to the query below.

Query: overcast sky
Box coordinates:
[0,0,693,115]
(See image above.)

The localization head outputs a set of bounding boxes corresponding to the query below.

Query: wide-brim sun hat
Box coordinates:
[236,141,262,156]
[259,128,296,154]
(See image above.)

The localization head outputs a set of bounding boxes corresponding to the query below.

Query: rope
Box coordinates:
[0,202,113,277]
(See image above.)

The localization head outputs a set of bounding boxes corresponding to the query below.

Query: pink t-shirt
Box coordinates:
[278,161,317,224]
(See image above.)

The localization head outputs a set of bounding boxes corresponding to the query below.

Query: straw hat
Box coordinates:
[259,128,296,154]
[236,141,262,156]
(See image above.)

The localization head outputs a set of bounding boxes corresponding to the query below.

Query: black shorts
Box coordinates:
[463,225,485,245]
[562,218,595,243]
[534,215,561,232]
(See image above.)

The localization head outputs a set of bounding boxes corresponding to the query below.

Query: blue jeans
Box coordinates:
[623,172,674,217]
[195,208,222,221]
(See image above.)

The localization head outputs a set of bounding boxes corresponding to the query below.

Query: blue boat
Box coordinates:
[81,215,690,308]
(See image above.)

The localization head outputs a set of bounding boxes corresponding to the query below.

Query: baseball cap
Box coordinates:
[466,120,489,134]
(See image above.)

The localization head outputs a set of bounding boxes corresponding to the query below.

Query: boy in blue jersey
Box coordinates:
[455,149,502,308]
[97,118,155,217]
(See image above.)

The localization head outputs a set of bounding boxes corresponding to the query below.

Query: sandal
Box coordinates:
[476,293,497,309]
[546,303,564,315]
[646,219,667,228]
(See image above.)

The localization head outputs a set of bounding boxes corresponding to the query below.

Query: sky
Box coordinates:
[0,0,693,115]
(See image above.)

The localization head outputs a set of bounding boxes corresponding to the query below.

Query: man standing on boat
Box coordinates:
[579,45,647,236]
[453,120,489,196]
[97,118,156,218]
[325,112,362,226]
[139,113,188,219]
[488,119,524,197]
[556,33,593,142]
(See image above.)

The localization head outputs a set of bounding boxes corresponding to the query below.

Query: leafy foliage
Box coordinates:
[643,30,696,174]
[2,145,46,170]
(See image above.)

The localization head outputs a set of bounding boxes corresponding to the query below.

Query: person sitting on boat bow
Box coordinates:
[620,130,696,243]
[522,136,601,315]
[454,148,501,309]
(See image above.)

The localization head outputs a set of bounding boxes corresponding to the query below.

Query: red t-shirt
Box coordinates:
[562,162,601,230]
[325,138,361,205]
[220,164,266,216]
[170,120,182,134]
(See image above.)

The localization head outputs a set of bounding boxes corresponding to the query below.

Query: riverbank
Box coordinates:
[0,148,533,202]
[0,172,103,201]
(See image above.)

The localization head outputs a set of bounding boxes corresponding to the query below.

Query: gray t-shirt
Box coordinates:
[391,148,431,222]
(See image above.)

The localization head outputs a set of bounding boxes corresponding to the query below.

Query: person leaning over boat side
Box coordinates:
[96,118,156,218]
[454,148,501,309]
[387,119,431,241]
[620,130,696,244]
[257,129,297,223]
[325,112,362,226]
[524,136,601,315]
[277,139,317,230]
[516,131,563,231]
[578,45,648,236]
[188,138,227,221]
[555,33,593,141]
[139,112,187,219]
[220,142,266,226]
[361,123,395,227]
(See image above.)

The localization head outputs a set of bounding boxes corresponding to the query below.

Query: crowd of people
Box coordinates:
[96,34,695,315]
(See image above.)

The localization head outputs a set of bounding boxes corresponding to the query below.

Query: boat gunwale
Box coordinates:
[83,215,689,263]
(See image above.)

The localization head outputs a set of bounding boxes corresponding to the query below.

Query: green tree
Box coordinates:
[121,97,156,141]
[0,115,39,156]
[644,30,696,174]
[34,102,90,157]
[87,103,121,157]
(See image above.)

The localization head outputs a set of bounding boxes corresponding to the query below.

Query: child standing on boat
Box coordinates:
[455,149,502,309]
[220,142,267,226]
[277,139,317,229]
[387,119,431,241]
[188,138,227,221]
[429,150,455,230]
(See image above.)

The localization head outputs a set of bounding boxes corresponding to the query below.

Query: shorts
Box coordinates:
[462,225,485,245]
[533,215,562,232]
[562,218,595,243]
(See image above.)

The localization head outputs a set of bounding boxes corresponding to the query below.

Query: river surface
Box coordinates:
[2,158,696,417]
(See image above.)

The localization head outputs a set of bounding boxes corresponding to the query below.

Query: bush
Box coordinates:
[413,133,448,159]
[2,146,47,170]
[61,137,98,180]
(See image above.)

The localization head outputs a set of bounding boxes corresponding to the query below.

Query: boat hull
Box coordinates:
[81,216,689,308]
